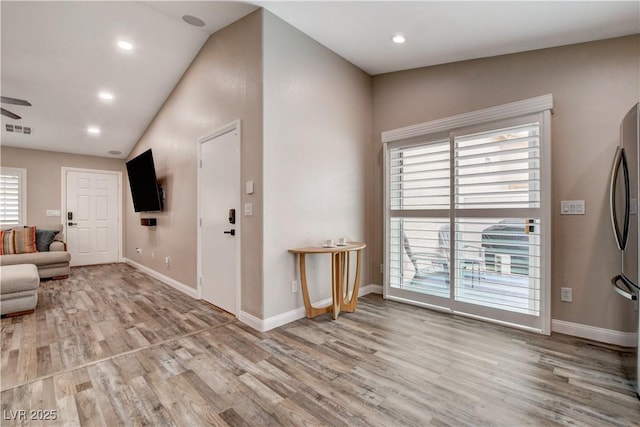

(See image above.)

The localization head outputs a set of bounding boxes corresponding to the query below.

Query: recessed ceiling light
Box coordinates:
[117,40,133,51]
[182,15,205,27]
[99,91,114,101]
[87,126,101,135]
[391,34,407,44]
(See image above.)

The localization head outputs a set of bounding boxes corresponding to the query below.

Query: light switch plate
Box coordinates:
[560,200,585,215]
[46,209,61,217]
[244,203,253,216]
[245,180,254,195]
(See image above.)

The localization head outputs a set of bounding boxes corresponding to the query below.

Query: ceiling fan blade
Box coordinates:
[1,108,21,120]
[1,96,31,106]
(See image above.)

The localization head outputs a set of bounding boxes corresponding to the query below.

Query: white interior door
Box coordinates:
[199,123,240,315]
[65,170,119,266]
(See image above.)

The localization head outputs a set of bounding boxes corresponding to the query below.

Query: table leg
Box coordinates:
[341,249,362,313]
[299,253,313,318]
[332,252,341,320]
[299,253,333,318]
[343,251,351,303]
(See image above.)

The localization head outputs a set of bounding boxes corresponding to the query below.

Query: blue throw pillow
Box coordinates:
[35,229,58,252]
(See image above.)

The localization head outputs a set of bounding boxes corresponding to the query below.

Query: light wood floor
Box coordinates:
[1,264,638,426]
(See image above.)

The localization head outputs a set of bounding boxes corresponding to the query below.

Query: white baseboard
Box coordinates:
[123,258,199,300]
[239,298,331,332]
[552,319,637,347]
[359,284,383,296]
[239,283,383,332]
[238,310,266,332]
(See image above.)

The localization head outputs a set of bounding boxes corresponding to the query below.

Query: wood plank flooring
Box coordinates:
[2,264,639,426]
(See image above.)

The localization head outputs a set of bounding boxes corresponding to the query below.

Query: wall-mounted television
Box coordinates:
[126,149,163,212]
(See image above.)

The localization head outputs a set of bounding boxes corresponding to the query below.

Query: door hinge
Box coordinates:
[199,217,202,226]
[199,159,202,168]
[199,277,203,287]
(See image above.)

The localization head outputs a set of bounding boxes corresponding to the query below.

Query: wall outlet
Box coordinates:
[135,248,142,255]
[291,280,298,293]
[151,252,155,260]
[164,256,170,267]
[560,287,572,302]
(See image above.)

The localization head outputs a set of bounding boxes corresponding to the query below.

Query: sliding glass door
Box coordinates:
[385,110,551,332]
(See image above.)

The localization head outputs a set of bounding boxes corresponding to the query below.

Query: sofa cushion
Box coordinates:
[35,229,59,252]
[0,264,39,293]
[14,226,37,254]
[0,250,71,267]
[1,230,16,255]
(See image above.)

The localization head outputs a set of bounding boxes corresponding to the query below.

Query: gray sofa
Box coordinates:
[0,224,71,279]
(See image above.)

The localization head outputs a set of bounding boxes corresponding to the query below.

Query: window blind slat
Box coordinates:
[390,140,450,211]
[0,169,25,226]
[455,122,540,210]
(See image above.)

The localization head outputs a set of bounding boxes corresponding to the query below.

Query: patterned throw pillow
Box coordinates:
[0,230,16,255]
[13,226,38,254]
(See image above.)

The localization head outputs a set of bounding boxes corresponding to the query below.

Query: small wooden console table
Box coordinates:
[288,242,366,320]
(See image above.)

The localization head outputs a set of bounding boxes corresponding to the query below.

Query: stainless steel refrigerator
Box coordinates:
[610,101,640,399]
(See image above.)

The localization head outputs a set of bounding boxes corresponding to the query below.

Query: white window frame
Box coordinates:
[0,167,27,226]
[383,94,553,334]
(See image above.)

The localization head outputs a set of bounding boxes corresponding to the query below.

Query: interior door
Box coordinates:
[66,170,119,266]
[199,124,240,315]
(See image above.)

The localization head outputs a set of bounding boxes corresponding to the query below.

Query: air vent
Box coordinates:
[5,124,31,134]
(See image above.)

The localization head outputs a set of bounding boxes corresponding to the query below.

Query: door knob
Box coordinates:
[68,222,77,226]
[223,229,236,236]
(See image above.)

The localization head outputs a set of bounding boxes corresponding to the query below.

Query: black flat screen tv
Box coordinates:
[126,149,163,212]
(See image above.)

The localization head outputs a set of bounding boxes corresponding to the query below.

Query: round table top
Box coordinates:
[288,242,366,254]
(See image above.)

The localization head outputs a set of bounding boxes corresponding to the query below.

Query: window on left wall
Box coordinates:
[0,167,27,226]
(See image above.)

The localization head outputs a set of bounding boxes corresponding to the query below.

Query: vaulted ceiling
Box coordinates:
[1,1,638,158]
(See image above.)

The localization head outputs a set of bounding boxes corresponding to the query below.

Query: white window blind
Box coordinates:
[385,102,551,332]
[389,139,450,210]
[0,168,26,226]
[455,122,541,209]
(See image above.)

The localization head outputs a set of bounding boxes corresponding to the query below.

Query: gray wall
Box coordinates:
[5,21,637,334]
[123,9,372,321]
[124,11,264,317]
[0,146,124,226]
[370,35,640,332]
[262,12,372,318]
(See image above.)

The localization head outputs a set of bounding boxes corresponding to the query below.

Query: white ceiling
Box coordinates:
[259,1,640,75]
[1,1,638,159]
[0,1,257,159]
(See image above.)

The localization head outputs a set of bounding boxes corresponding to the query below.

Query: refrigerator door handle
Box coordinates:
[610,146,631,250]
[611,275,638,301]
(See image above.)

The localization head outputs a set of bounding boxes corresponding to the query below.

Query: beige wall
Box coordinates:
[1,146,124,226]
[262,12,372,318]
[124,11,264,317]
[370,35,640,332]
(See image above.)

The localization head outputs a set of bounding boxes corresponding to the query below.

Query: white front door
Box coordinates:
[65,170,119,266]
[199,122,240,315]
